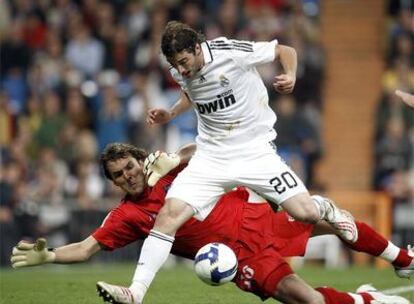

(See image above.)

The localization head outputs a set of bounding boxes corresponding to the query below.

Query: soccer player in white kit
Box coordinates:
[113,21,357,303]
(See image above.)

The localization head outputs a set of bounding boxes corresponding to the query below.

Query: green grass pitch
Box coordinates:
[1,263,413,303]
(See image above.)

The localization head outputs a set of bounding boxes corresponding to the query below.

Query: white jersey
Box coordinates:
[170,37,278,154]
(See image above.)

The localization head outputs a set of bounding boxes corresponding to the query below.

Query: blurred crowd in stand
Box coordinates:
[373,1,414,245]
[2,0,412,267]
[0,0,324,266]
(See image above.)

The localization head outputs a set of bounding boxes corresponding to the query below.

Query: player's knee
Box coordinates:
[296,203,320,224]
[283,196,320,224]
[275,274,325,304]
[154,207,175,230]
[154,198,195,235]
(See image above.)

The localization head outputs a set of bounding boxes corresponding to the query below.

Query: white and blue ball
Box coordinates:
[194,242,238,286]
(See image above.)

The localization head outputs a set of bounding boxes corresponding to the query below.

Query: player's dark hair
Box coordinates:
[100,143,148,180]
[161,21,205,64]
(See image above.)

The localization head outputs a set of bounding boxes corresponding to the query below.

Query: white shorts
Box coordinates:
[166,142,308,220]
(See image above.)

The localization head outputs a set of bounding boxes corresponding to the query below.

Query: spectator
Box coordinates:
[64,160,104,210]
[26,147,69,248]
[23,11,48,50]
[0,161,21,266]
[0,20,31,75]
[180,1,204,32]
[65,87,92,130]
[103,24,134,76]
[65,22,104,78]
[1,67,29,116]
[0,91,16,147]
[124,1,148,42]
[374,117,413,190]
[30,32,66,94]
[17,95,42,155]
[94,1,116,45]
[126,70,154,149]
[34,90,68,151]
[272,95,322,186]
[95,86,128,152]
[375,88,414,141]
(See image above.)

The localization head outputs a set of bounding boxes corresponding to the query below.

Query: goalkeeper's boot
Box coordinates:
[97,281,138,304]
[394,245,414,279]
[356,284,410,304]
[312,195,358,243]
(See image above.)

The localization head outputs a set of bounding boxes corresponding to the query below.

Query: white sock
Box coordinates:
[129,230,174,301]
[348,293,364,304]
[379,241,400,262]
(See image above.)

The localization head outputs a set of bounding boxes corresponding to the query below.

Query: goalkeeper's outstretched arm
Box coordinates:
[53,236,102,263]
[11,236,102,268]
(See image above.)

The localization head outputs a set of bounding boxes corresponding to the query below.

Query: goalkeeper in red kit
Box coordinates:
[11,143,412,304]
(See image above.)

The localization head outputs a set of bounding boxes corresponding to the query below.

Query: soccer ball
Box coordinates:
[194,242,238,286]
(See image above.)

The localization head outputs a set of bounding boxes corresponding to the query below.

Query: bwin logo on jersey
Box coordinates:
[196,89,236,114]
[219,75,230,87]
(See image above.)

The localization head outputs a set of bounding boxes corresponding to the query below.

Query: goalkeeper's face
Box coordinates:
[107,156,146,196]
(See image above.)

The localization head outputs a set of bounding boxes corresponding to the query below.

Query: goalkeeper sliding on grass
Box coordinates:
[11,143,412,304]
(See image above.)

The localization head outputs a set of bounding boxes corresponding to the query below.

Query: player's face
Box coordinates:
[173,44,204,79]
[107,156,146,196]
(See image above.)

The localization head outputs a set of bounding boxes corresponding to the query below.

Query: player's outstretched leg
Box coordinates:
[394,245,414,279]
[342,222,414,279]
[274,274,411,304]
[97,281,137,304]
[312,195,358,242]
[316,285,410,304]
[356,284,410,304]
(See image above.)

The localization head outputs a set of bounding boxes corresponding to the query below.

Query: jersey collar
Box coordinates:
[201,41,213,65]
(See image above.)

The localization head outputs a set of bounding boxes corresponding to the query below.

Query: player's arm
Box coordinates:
[146,90,192,125]
[11,236,102,268]
[395,90,414,107]
[144,143,197,187]
[273,44,297,94]
[176,143,196,163]
[54,236,102,263]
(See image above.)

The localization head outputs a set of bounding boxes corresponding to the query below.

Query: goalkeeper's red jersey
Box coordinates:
[92,165,312,260]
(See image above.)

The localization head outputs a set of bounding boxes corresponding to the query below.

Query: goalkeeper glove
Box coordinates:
[11,238,56,268]
[143,151,181,187]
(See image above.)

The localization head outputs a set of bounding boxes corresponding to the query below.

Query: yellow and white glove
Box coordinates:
[11,238,56,268]
[143,151,181,187]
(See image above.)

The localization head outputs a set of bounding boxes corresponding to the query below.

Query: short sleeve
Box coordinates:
[92,208,146,250]
[210,37,278,69]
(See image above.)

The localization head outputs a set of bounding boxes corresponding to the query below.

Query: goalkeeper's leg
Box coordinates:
[272,272,409,303]
[346,221,413,279]
[313,219,414,279]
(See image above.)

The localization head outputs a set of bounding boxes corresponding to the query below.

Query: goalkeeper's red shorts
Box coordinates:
[233,208,313,299]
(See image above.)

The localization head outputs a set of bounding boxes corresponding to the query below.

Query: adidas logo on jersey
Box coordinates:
[199,75,207,84]
[196,89,236,114]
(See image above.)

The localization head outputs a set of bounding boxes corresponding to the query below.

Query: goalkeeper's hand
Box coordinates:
[143,151,181,187]
[11,238,55,268]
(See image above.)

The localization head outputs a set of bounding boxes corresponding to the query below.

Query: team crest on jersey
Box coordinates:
[219,75,230,87]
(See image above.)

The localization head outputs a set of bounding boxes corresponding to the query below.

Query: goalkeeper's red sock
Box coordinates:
[345,222,412,268]
[316,287,374,304]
